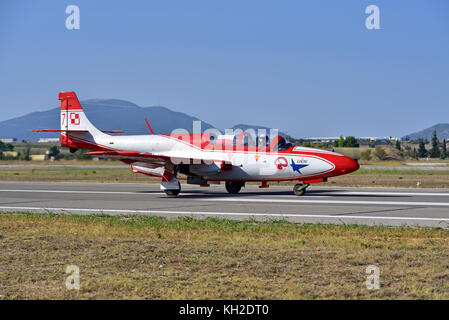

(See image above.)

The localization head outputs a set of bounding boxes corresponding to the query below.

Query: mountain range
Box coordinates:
[0,99,285,142]
[0,98,447,141]
[402,123,449,141]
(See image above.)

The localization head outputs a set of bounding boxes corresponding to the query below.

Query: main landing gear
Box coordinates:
[225,181,244,194]
[164,181,181,196]
[293,182,309,196]
[160,177,181,196]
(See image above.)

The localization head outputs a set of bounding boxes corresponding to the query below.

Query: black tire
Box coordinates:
[225,181,243,194]
[164,181,181,196]
[293,183,306,196]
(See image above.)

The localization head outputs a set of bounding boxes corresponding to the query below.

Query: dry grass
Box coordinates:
[323,169,449,188]
[0,167,155,183]
[0,212,448,300]
[359,160,449,166]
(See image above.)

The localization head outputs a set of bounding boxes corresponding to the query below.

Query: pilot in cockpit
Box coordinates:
[257,134,270,147]
[275,136,293,151]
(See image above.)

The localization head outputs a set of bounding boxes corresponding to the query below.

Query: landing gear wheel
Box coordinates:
[293,183,309,196]
[225,181,243,194]
[164,181,181,196]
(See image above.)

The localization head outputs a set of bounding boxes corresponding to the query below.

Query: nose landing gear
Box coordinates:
[293,183,309,196]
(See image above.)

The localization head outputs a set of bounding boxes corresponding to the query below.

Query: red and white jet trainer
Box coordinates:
[34,91,359,196]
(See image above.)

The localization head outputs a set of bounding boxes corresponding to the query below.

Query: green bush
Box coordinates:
[360,149,372,161]
[374,147,387,160]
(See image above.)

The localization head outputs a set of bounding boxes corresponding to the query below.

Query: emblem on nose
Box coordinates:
[290,159,309,174]
[274,157,288,170]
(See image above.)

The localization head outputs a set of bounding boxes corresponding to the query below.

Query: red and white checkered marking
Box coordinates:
[70,113,80,125]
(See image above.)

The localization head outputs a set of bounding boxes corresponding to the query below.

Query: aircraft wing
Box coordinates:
[84,150,229,167]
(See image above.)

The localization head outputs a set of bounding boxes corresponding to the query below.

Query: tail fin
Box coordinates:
[59,91,104,135]
[33,91,123,151]
[59,91,108,150]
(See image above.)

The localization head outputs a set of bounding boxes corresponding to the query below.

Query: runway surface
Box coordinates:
[1,181,449,228]
[2,164,449,170]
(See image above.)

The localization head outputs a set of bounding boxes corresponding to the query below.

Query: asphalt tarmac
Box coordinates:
[1,181,449,228]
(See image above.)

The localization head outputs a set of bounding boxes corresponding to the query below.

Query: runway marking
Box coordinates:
[334,191,449,197]
[0,188,331,198]
[2,189,449,198]
[200,198,449,207]
[0,189,166,195]
[0,205,449,222]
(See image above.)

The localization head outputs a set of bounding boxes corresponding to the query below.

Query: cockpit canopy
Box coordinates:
[212,132,293,151]
[275,136,293,151]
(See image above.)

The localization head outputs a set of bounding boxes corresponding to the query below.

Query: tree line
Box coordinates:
[416,131,447,159]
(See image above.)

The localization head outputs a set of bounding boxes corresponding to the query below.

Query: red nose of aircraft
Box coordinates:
[333,156,360,175]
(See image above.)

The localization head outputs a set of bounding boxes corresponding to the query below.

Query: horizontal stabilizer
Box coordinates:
[32,129,124,133]
[85,151,141,156]
[31,129,88,132]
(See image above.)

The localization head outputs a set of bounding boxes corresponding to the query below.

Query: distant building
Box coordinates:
[303,137,341,143]
[2,151,18,158]
[38,138,60,143]
[0,138,17,143]
[30,154,47,161]
[302,136,402,143]
[359,137,401,142]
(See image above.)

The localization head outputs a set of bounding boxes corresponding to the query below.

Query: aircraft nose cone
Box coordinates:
[334,156,359,175]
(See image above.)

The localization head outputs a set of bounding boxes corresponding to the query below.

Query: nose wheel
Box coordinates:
[293,183,309,196]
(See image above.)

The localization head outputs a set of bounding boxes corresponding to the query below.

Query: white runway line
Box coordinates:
[0,189,215,197]
[0,206,449,222]
[200,198,449,207]
[0,189,166,195]
[0,188,331,198]
[335,191,449,197]
[2,189,449,197]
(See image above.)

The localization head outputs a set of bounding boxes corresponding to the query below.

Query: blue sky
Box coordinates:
[1,0,448,138]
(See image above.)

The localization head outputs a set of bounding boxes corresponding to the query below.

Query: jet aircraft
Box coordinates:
[34,92,359,196]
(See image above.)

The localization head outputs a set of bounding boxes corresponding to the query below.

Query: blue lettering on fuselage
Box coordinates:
[290,159,309,174]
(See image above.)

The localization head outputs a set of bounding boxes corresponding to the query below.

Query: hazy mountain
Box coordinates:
[403,123,449,140]
[0,99,217,141]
